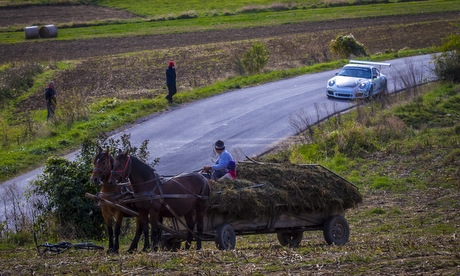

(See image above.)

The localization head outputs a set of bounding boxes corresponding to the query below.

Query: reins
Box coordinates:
[114,154,209,202]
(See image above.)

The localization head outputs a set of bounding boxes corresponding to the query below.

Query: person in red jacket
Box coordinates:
[165,60,177,104]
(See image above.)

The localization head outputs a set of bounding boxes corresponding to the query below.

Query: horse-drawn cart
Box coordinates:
[160,200,352,251]
[87,158,362,251]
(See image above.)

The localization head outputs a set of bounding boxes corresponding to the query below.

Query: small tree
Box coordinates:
[329,34,369,59]
[433,33,460,83]
[241,42,269,74]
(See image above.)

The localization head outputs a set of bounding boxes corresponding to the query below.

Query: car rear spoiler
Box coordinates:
[349,59,391,67]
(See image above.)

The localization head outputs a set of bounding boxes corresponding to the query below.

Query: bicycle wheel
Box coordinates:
[73,242,105,251]
[38,242,72,254]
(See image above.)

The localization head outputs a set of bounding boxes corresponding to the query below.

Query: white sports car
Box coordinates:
[326,60,390,100]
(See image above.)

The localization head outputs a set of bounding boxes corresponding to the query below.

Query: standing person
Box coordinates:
[203,140,234,180]
[165,60,177,104]
[45,81,57,120]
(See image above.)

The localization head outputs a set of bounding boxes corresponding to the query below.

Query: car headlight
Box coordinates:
[358,82,367,89]
[328,79,335,87]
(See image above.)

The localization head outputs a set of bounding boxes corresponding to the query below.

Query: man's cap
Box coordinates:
[169,61,175,67]
[215,140,225,150]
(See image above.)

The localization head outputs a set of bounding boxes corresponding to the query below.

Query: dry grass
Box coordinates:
[0,185,458,275]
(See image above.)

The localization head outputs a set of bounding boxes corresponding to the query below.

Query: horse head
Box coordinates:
[109,149,131,186]
[91,146,114,186]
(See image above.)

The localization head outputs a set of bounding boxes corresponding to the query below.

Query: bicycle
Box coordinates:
[34,233,104,255]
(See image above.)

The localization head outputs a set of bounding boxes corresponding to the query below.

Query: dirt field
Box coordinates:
[0,6,459,63]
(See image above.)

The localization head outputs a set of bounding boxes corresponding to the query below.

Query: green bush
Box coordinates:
[329,34,369,59]
[433,33,460,82]
[0,63,43,108]
[26,134,151,240]
[241,42,269,74]
[28,154,103,239]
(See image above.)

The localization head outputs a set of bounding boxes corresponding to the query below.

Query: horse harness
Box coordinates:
[121,174,209,204]
[113,155,209,204]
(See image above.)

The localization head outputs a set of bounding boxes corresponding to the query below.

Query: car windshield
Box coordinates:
[338,68,371,79]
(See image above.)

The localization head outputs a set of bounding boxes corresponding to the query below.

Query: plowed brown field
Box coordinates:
[1,6,459,63]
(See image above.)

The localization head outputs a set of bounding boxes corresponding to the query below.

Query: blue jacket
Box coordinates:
[212,150,234,172]
[166,66,176,85]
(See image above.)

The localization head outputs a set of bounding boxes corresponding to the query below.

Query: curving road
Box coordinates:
[0,54,435,224]
[110,54,435,175]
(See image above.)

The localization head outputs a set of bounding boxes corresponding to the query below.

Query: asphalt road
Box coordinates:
[110,54,435,175]
[0,54,436,224]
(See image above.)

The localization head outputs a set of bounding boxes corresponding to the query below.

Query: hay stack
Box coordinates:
[24,26,40,39]
[207,161,362,220]
[39,25,58,38]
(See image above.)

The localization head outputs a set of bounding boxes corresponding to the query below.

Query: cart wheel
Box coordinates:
[160,236,181,252]
[215,224,236,250]
[277,231,303,248]
[323,215,350,245]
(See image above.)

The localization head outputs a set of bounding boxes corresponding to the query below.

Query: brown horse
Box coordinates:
[109,150,211,250]
[91,146,149,253]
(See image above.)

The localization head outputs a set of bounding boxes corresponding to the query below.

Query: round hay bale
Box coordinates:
[39,24,58,38]
[24,26,39,39]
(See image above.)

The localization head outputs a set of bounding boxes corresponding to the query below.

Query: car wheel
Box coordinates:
[366,85,374,100]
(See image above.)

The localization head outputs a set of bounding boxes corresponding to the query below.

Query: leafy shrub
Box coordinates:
[241,42,269,74]
[0,62,43,108]
[329,34,369,59]
[28,154,103,239]
[27,134,151,240]
[433,33,460,82]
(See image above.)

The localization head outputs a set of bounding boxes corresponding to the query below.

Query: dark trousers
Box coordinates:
[47,102,56,120]
[202,170,226,180]
[166,85,177,102]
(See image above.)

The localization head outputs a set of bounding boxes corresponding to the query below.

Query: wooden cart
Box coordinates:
[158,193,351,251]
[86,163,359,251]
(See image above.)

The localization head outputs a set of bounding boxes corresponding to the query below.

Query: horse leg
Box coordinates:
[113,212,124,254]
[106,222,114,253]
[127,214,149,253]
[140,217,150,252]
[184,212,196,250]
[102,208,115,253]
[195,210,205,250]
[150,211,161,252]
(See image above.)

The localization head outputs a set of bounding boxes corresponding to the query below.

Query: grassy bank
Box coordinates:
[0,82,458,275]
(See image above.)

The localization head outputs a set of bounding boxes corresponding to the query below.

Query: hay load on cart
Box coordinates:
[208,161,362,220]
[192,160,363,249]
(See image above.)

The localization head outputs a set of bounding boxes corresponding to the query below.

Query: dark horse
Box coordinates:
[109,150,211,250]
[91,146,149,253]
